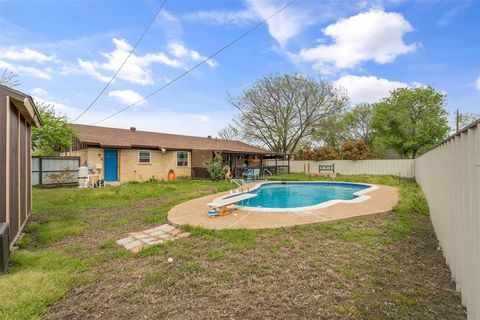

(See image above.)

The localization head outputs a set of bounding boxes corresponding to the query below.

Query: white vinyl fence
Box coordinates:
[282,159,415,178]
[415,121,479,320]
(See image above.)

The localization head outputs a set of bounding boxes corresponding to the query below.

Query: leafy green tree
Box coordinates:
[372,87,449,158]
[32,101,75,156]
[311,114,347,148]
[343,103,375,145]
[204,153,229,181]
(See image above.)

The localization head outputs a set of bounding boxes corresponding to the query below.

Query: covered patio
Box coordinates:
[225,152,291,179]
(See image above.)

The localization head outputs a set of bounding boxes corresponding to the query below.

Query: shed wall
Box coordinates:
[0,93,34,248]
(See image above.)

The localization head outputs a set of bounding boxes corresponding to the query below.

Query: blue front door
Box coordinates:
[104,149,118,181]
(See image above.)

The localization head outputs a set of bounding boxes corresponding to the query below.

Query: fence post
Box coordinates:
[38,158,42,185]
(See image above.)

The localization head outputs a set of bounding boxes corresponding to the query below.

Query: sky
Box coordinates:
[1,0,479,137]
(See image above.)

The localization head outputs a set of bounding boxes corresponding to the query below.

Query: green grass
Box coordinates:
[0,175,463,320]
[28,179,231,246]
[0,250,87,319]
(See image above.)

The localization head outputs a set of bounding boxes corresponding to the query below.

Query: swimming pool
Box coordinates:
[231,181,376,211]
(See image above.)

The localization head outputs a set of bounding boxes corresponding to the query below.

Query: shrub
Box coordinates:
[294,147,314,160]
[341,140,373,160]
[204,153,229,181]
[313,146,339,160]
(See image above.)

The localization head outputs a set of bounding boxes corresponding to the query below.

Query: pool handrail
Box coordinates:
[231,179,249,193]
[263,168,273,178]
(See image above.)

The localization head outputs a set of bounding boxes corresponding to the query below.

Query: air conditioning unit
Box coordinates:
[0,223,9,274]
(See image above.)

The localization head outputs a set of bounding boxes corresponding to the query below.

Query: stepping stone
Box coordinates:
[117,223,181,253]
[147,239,164,245]
[129,232,150,239]
[123,240,144,250]
[149,230,167,236]
[140,237,157,243]
[130,244,147,254]
[117,236,135,246]
[154,224,175,233]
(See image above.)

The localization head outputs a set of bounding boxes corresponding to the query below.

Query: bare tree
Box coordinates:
[0,69,20,88]
[217,124,240,140]
[458,111,480,131]
[228,74,348,153]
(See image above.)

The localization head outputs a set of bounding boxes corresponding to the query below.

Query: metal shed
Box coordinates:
[0,85,42,249]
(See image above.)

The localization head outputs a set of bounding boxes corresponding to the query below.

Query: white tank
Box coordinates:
[78,166,89,188]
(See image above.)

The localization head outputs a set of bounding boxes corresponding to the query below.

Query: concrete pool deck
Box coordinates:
[168,183,399,229]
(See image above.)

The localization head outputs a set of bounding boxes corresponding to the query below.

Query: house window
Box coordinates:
[138,150,151,163]
[176,151,189,167]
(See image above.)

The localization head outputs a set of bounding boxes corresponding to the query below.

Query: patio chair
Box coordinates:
[242,168,254,180]
[253,168,260,180]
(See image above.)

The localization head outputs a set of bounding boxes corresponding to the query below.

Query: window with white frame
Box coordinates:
[138,150,151,163]
[176,151,189,167]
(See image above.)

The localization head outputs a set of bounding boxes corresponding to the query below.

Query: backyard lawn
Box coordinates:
[0,175,466,319]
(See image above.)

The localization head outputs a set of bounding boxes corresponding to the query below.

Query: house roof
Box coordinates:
[71,124,272,154]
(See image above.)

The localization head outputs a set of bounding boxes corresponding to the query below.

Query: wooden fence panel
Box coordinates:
[415,123,479,319]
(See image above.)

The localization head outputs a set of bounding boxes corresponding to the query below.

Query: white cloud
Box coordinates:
[31,88,49,97]
[77,38,215,85]
[475,76,480,91]
[157,9,183,40]
[77,38,183,85]
[0,59,52,80]
[296,9,417,73]
[108,89,146,106]
[334,75,408,104]
[437,3,469,26]
[0,47,55,63]
[167,42,217,68]
[183,9,257,25]
[77,59,112,82]
[247,0,312,47]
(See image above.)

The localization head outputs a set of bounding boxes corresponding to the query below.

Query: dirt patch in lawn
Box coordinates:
[46,213,466,320]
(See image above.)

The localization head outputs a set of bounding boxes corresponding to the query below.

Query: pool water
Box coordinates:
[235,182,370,209]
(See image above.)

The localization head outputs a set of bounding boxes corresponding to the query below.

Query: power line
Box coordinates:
[94,0,297,124]
[72,0,167,123]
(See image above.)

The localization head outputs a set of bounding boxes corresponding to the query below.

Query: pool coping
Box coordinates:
[215,181,378,212]
[167,182,400,230]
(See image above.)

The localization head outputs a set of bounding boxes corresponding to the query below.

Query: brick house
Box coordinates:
[64,124,289,183]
